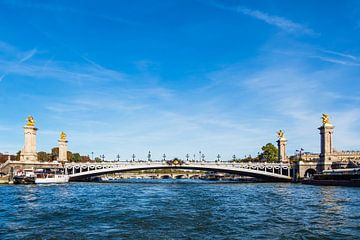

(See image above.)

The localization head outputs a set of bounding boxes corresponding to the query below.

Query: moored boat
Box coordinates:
[302,168,360,187]
[34,168,69,184]
[13,169,36,184]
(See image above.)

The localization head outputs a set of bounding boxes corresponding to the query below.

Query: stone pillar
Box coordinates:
[318,114,335,171]
[58,132,68,162]
[276,130,287,163]
[20,116,38,162]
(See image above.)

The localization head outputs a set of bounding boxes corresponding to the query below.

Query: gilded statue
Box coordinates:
[26,116,35,126]
[277,130,284,139]
[322,113,330,125]
[60,131,67,140]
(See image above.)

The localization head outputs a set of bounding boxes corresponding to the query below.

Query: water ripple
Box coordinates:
[0,181,360,239]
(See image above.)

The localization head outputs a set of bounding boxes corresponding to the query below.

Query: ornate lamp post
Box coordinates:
[201,154,205,162]
[162,153,166,161]
[117,154,120,162]
[101,154,105,162]
[132,154,136,162]
[217,154,221,162]
[185,154,189,161]
[199,151,202,162]
[91,152,94,161]
[295,148,304,161]
[148,151,151,162]
[232,154,236,162]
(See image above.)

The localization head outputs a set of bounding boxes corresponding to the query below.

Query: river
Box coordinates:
[1,180,360,239]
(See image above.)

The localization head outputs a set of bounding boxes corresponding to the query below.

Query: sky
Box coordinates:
[0,0,360,160]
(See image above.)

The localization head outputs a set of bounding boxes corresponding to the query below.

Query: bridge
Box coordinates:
[65,160,292,181]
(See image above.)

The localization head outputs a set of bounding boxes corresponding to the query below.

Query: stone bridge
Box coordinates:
[65,161,292,181]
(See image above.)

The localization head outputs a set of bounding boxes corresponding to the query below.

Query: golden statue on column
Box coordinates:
[277,130,285,139]
[26,116,35,126]
[60,131,67,141]
[322,114,330,125]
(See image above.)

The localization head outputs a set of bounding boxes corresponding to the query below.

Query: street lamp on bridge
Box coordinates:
[232,154,236,162]
[185,154,189,161]
[101,154,105,162]
[201,154,205,162]
[217,154,221,162]
[132,154,136,162]
[148,151,151,162]
[295,148,304,161]
[116,154,120,162]
[162,153,166,161]
[91,152,94,161]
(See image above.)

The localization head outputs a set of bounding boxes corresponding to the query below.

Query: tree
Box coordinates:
[94,157,101,162]
[72,153,81,162]
[67,151,73,161]
[16,151,21,161]
[258,143,278,162]
[37,151,49,162]
[51,147,59,160]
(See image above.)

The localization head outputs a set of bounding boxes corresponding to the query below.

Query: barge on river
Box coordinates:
[302,168,360,187]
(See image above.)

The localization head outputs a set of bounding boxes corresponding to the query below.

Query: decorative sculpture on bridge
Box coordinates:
[20,116,38,161]
[58,131,68,162]
[277,130,287,163]
[322,114,330,125]
[277,130,285,139]
[319,113,334,170]
[26,116,35,126]
[60,131,67,141]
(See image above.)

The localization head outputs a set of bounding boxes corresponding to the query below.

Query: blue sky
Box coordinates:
[0,0,360,160]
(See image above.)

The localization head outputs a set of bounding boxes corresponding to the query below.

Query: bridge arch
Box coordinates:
[66,162,292,182]
[304,168,316,178]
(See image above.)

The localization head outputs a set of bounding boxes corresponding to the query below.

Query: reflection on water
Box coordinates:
[0,180,360,239]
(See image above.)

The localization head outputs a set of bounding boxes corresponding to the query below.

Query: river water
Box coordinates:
[0,180,360,239]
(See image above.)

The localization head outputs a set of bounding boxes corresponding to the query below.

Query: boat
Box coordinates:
[34,168,69,184]
[13,169,36,184]
[302,168,360,187]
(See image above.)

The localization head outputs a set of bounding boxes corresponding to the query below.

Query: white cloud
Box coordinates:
[204,42,360,154]
[207,1,317,36]
[0,44,126,84]
[238,7,317,36]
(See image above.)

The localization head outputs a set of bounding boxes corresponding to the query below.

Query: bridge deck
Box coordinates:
[65,161,292,181]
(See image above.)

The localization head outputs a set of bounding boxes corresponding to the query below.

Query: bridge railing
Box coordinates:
[64,161,291,178]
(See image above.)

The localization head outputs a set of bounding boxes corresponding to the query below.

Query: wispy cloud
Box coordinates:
[0,43,126,84]
[310,49,360,67]
[0,47,37,82]
[208,1,317,36]
[204,41,360,153]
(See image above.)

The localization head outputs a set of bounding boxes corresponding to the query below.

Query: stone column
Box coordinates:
[276,130,287,163]
[20,116,38,162]
[318,114,335,171]
[58,132,68,162]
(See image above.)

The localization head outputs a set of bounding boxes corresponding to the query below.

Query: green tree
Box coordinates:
[16,150,21,161]
[94,157,101,162]
[51,147,59,160]
[67,151,73,161]
[37,151,49,162]
[258,143,278,162]
[72,153,81,162]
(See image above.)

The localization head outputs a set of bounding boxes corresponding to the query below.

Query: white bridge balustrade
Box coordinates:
[65,161,292,181]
